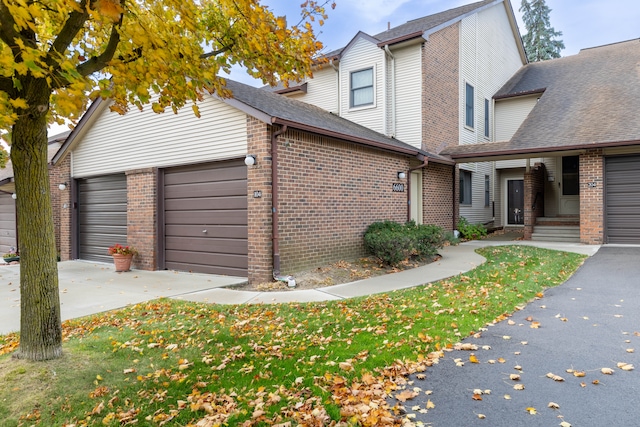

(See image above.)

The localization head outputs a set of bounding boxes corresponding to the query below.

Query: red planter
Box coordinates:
[112,254,133,272]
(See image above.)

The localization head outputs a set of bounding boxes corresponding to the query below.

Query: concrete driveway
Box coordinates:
[400,246,640,426]
[0,260,247,335]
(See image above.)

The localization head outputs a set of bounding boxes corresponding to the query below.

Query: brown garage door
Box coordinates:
[163,160,248,276]
[605,155,640,244]
[78,174,127,262]
[0,192,16,254]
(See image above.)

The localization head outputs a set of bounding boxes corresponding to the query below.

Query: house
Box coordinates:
[0,131,69,256]
[270,0,526,228]
[444,38,640,244]
[51,80,452,283]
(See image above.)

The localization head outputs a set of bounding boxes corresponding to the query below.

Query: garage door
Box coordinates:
[78,174,127,262]
[163,160,248,276]
[605,156,640,243]
[0,193,16,254]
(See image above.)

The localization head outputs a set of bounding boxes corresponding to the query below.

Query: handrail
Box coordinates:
[532,191,542,211]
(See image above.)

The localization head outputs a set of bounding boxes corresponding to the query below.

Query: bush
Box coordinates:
[456,217,487,240]
[364,220,445,266]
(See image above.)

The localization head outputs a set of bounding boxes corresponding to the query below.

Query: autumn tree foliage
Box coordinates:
[0,0,331,361]
[519,0,565,62]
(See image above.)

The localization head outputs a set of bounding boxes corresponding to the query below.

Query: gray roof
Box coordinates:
[372,0,497,44]
[224,79,452,163]
[445,39,640,159]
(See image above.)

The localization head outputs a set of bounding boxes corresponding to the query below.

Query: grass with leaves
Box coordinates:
[0,246,585,427]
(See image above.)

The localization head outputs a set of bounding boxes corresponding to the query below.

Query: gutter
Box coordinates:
[384,45,396,137]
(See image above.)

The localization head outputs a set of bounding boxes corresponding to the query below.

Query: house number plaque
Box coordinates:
[392,183,405,192]
[253,190,262,198]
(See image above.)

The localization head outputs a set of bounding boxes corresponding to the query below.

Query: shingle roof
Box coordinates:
[372,0,497,44]
[445,39,640,159]
[223,79,452,163]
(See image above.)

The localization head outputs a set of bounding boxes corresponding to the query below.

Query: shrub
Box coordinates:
[364,221,445,266]
[456,217,487,240]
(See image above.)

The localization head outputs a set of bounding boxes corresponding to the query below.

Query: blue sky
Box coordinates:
[228,0,640,85]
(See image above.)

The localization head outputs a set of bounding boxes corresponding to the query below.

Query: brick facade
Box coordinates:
[422,23,460,154]
[125,168,157,270]
[523,163,546,240]
[422,162,456,230]
[48,155,71,260]
[579,149,604,244]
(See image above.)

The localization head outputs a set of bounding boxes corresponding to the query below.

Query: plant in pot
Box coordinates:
[107,244,137,272]
[3,247,19,263]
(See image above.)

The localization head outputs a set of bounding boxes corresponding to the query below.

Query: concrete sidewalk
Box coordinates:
[0,239,600,335]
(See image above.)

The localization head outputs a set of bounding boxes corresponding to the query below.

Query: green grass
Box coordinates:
[0,246,585,426]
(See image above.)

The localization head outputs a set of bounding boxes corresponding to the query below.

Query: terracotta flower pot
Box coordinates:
[112,253,133,272]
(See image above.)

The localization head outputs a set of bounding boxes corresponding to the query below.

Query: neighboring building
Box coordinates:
[269,0,526,227]
[51,80,452,283]
[0,132,69,256]
[444,39,640,244]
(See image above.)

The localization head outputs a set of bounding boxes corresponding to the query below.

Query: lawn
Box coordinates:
[0,246,586,427]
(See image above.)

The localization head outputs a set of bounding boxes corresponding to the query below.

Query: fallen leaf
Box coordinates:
[478,414,486,419]
[426,399,435,409]
[601,367,614,375]
[626,348,634,353]
[416,373,426,380]
[617,362,634,371]
[504,394,511,400]
[573,371,585,378]
[526,407,537,415]
[472,394,483,401]
[473,389,484,395]
[396,389,419,402]
[469,354,479,364]
[548,402,560,409]
[560,422,572,427]
[592,380,600,385]
[546,372,564,382]
[510,374,521,381]
[513,384,525,390]
[530,321,541,329]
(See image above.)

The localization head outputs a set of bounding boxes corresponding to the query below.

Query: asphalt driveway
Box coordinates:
[399,246,640,426]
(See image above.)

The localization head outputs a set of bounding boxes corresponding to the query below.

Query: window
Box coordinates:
[485,175,490,207]
[460,170,472,205]
[350,68,374,108]
[562,156,579,195]
[465,83,474,128]
[484,99,490,138]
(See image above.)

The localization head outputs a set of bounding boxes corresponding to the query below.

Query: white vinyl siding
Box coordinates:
[495,95,539,141]
[296,66,339,113]
[72,96,247,177]
[340,36,385,133]
[459,3,525,225]
[393,45,422,148]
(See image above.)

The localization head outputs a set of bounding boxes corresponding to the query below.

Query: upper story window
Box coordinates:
[465,83,474,129]
[484,99,490,138]
[350,68,374,108]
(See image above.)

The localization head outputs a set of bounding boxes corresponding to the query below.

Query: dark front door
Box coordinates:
[507,180,524,225]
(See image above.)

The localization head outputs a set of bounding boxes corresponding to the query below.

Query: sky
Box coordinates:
[47,0,638,136]
[226,0,640,86]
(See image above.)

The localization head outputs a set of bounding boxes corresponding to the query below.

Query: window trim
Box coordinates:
[349,67,375,109]
[465,82,474,129]
[460,169,472,206]
[484,98,490,139]
[484,174,490,207]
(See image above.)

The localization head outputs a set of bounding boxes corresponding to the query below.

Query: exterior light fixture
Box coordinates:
[397,172,407,179]
[244,155,257,166]
[58,182,68,191]
[11,193,16,200]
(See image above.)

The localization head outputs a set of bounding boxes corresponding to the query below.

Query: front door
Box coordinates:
[410,171,423,224]
[507,179,524,225]
[559,156,579,215]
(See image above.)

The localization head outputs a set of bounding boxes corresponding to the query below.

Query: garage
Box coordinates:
[0,192,16,254]
[78,174,127,262]
[605,155,640,244]
[163,159,248,276]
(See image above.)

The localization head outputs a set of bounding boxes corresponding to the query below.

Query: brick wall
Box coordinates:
[523,163,546,239]
[422,162,456,230]
[275,128,413,275]
[422,23,460,154]
[125,168,157,270]
[579,149,603,244]
[246,117,274,284]
[48,155,71,259]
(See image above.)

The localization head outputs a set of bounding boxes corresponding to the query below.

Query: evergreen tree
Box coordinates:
[520,0,565,62]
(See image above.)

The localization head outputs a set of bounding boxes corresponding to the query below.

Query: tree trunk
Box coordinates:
[11,79,62,361]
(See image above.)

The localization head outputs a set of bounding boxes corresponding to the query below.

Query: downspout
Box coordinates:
[330,59,340,116]
[384,45,396,137]
[271,124,287,280]
[452,164,457,230]
[406,156,428,222]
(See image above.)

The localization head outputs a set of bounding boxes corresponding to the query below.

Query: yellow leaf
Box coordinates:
[573,371,586,377]
[96,374,103,381]
[469,354,479,363]
[426,399,435,409]
[192,104,201,118]
[525,407,537,415]
[9,98,28,109]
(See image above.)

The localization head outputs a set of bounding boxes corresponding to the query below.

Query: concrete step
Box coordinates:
[533,225,580,235]
[531,233,581,243]
[536,216,580,226]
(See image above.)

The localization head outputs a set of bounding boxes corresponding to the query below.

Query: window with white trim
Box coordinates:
[465,83,474,128]
[350,68,374,108]
[460,170,472,205]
